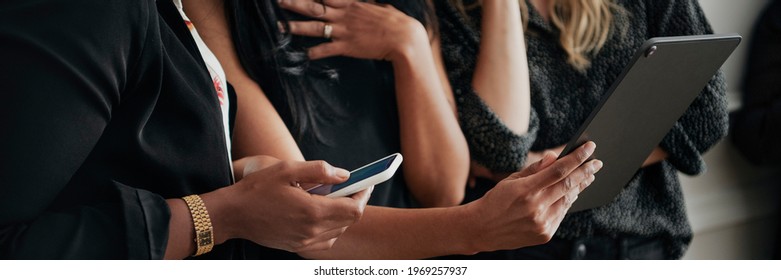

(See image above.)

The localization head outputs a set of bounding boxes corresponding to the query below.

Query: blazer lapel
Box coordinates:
[156,0,210,74]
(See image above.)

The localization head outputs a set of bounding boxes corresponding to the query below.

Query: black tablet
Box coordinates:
[560,34,742,212]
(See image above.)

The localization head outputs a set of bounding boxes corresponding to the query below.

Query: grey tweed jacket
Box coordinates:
[437,0,728,258]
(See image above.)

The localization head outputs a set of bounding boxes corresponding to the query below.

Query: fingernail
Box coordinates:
[592,160,604,173]
[335,168,350,179]
[277,21,285,33]
[278,0,286,5]
[583,142,596,155]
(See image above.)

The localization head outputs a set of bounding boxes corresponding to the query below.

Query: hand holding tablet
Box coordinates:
[558,34,741,212]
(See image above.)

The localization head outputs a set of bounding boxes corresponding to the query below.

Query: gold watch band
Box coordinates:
[182,194,214,256]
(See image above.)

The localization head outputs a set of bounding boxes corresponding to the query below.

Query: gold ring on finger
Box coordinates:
[323,23,333,39]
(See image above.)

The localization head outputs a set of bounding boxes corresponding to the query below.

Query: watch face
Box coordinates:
[197,231,213,245]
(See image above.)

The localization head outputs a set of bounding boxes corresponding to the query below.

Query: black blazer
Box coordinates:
[0,0,237,259]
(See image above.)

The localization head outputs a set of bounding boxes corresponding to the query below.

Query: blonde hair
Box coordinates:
[449,0,625,71]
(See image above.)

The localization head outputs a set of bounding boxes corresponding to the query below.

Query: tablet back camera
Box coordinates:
[645,45,657,57]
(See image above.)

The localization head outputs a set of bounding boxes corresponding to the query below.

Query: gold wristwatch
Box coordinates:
[182,194,214,256]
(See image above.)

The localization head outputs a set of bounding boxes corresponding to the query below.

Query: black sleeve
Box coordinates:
[648,0,730,175]
[0,0,170,259]
[731,0,781,166]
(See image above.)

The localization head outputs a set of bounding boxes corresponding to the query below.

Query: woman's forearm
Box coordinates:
[302,143,603,259]
[472,0,531,135]
[391,28,470,207]
[300,205,476,259]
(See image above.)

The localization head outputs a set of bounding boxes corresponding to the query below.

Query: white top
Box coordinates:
[173,0,234,181]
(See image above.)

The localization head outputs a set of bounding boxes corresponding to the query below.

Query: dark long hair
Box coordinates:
[225,0,435,142]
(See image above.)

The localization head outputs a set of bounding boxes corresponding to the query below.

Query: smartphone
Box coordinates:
[306,153,403,197]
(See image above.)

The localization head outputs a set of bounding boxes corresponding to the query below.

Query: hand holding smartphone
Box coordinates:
[306,153,403,197]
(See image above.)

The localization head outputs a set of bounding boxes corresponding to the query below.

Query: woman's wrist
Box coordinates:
[164,187,238,259]
[388,20,430,63]
[389,37,433,75]
[450,203,484,255]
[199,186,240,246]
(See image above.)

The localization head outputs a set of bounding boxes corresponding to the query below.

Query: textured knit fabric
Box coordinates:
[437,2,539,173]
[436,0,728,259]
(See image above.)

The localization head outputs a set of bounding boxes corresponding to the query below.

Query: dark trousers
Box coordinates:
[512,236,667,259]
[442,236,667,260]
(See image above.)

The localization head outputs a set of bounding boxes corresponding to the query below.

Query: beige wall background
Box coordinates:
[682,0,781,259]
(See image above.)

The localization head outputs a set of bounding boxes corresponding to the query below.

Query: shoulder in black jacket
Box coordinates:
[0,0,235,259]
